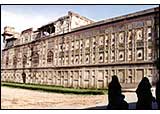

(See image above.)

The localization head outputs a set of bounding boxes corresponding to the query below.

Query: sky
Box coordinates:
[1,5,158,49]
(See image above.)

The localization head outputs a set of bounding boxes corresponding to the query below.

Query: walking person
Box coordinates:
[107,75,128,110]
[136,77,156,110]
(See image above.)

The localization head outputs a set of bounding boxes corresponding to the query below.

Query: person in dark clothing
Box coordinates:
[107,75,128,110]
[22,72,26,83]
[156,79,160,109]
[136,77,156,110]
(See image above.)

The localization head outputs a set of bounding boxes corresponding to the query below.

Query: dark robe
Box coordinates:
[108,75,128,109]
[136,77,155,110]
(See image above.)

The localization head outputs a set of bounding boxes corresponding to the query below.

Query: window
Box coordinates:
[32,53,39,65]
[71,41,74,50]
[80,55,83,64]
[86,39,90,48]
[13,56,17,67]
[86,55,89,63]
[111,70,115,76]
[6,56,9,66]
[119,51,124,61]
[99,36,104,45]
[128,31,132,42]
[65,57,69,64]
[55,45,58,49]
[112,50,115,55]
[119,54,122,59]
[111,34,115,41]
[147,28,152,39]
[85,70,90,80]
[23,55,27,65]
[75,40,79,49]
[80,40,83,49]
[75,58,78,63]
[92,70,95,77]
[119,32,124,43]
[118,70,125,83]
[99,53,103,63]
[93,57,95,62]
[128,50,132,61]
[80,44,83,48]
[105,56,108,62]
[25,36,28,42]
[105,70,108,76]
[105,35,109,45]
[92,54,95,63]
[6,40,14,48]
[105,51,108,62]
[136,29,143,40]
[75,56,79,64]
[100,56,102,60]
[98,70,104,80]
[93,37,96,46]
[137,49,143,60]
[138,53,141,57]
[47,51,53,63]
[112,56,115,60]
[71,57,74,64]
[86,57,88,62]
[65,43,68,51]
[148,48,152,60]
[148,33,152,37]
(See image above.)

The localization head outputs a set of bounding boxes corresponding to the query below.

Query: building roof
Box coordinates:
[38,11,94,30]
[72,7,159,32]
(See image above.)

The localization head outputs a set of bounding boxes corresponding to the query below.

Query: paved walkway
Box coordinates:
[1,86,158,109]
[87,87,158,109]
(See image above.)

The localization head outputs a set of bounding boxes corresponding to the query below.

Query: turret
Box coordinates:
[2,26,20,48]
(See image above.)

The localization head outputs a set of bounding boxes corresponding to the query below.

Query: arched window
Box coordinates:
[13,56,17,67]
[32,53,39,65]
[23,55,27,65]
[47,51,53,63]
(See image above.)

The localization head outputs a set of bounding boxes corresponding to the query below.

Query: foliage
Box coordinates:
[1,82,107,95]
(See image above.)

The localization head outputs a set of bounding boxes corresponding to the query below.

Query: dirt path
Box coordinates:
[1,87,158,109]
[1,86,107,109]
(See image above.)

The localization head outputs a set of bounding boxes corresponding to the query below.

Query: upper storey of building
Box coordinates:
[2,7,159,50]
[2,11,94,49]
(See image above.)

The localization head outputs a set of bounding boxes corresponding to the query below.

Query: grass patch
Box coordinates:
[1,82,107,95]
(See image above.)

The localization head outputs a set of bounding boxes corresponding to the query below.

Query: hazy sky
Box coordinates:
[1,5,158,49]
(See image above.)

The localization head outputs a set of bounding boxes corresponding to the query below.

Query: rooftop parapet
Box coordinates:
[2,26,20,42]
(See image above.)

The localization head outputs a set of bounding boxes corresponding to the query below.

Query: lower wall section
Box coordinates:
[1,65,158,89]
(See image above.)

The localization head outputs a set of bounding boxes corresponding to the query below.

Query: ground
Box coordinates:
[1,86,158,109]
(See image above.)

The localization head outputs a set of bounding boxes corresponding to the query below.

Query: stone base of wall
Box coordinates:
[1,65,158,89]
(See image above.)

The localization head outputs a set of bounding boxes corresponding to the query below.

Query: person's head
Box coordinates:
[142,77,150,83]
[111,75,120,83]
[110,75,121,89]
[139,77,151,89]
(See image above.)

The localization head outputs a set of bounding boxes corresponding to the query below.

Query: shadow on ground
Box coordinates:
[84,102,158,110]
